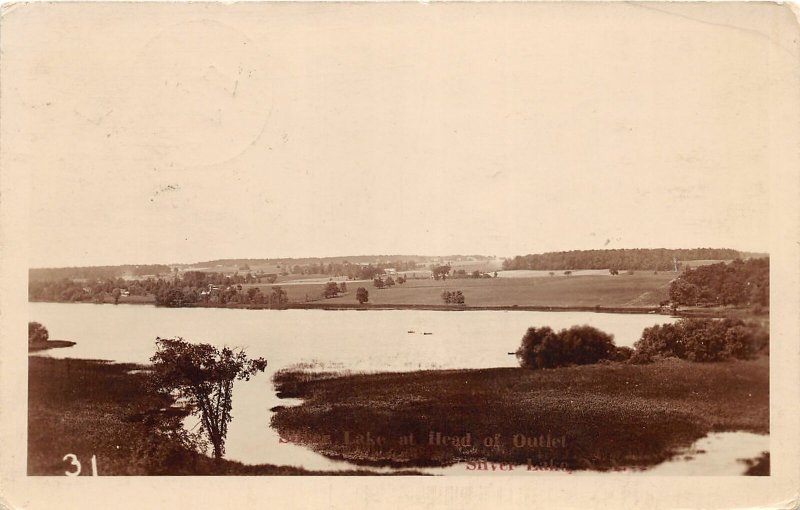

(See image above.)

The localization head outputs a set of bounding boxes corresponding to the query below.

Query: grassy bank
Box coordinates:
[271,356,769,471]
[27,356,419,475]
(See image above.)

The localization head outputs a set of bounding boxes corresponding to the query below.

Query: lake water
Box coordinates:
[28,302,762,474]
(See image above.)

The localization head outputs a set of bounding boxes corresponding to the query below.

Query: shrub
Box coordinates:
[633,318,768,363]
[515,325,617,369]
[613,346,634,361]
[28,322,49,345]
[441,290,465,305]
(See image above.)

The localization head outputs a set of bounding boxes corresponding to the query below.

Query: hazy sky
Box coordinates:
[3,2,782,267]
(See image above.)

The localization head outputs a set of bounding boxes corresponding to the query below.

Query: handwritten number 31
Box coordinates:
[63,454,98,476]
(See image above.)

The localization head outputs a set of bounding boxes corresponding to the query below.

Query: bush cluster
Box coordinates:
[441,290,465,304]
[515,325,623,369]
[515,318,769,369]
[631,318,768,363]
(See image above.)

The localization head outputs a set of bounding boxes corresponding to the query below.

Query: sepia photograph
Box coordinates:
[1,1,799,508]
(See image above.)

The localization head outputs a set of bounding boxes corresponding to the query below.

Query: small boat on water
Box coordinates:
[407,330,415,334]
[423,332,433,335]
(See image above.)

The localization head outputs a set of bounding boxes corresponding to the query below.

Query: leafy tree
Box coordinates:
[112,288,122,304]
[431,265,451,281]
[269,286,288,307]
[149,337,267,461]
[28,322,49,345]
[441,291,452,304]
[385,276,395,287]
[324,281,340,298]
[156,288,186,307]
[669,279,700,306]
[397,276,406,285]
[373,278,386,289]
[246,287,262,304]
[356,287,369,304]
[339,282,347,293]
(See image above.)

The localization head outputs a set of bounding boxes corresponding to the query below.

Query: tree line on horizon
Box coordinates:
[502,248,745,271]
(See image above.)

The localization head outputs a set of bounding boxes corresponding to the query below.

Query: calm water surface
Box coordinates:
[30,302,762,474]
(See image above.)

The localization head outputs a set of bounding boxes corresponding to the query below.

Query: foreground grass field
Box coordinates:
[27,357,419,475]
[271,356,769,471]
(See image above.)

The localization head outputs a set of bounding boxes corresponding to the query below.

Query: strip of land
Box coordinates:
[271,356,769,471]
[28,340,76,352]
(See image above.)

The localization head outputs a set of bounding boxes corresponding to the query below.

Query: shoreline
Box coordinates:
[29,299,758,318]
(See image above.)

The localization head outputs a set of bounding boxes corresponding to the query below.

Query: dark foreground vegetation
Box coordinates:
[271,356,769,471]
[27,357,420,475]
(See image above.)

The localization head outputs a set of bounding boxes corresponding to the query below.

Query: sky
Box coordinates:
[2,2,783,267]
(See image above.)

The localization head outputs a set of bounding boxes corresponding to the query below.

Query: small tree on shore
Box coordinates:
[28,322,49,345]
[356,287,369,304]
[150,337,267,461]
[323,282,340,298]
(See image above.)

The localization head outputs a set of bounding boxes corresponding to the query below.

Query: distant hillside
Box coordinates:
[186,254,493,268]
[29,255,496,280]
[29,265,172,282]
[502,248,752,272]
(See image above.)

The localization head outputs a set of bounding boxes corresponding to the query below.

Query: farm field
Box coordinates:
[242,272,676,308]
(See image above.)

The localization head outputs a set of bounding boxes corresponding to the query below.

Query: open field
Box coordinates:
[246,272,676,308]
[271,356,769,470]
[27,357,421,475]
